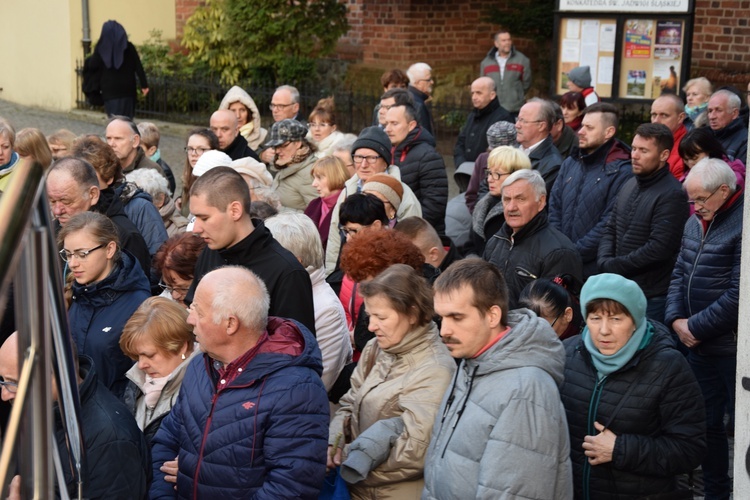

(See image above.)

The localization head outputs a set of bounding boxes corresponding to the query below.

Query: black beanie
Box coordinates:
[351,126,392,165]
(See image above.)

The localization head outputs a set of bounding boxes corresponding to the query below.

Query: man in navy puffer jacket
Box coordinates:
[549,103,632,279]
[150,266,329,499]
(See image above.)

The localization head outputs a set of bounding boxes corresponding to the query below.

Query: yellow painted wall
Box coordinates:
[0,0,175,111]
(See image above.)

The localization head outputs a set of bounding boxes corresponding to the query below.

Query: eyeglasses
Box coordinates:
[339,224,370,237]
[159,281,191,294]
[487,170,510,181]
[269,103,295,111]
[309,122,331,129]
[59,244,105,262]
[0,377,17,394]
[185,147,210,155]
[688,186,721,206]
[352,154,381,165]
[515,117,543,125]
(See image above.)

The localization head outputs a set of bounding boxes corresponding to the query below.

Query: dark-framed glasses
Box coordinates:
[159,281,191,294]
[185,147,210,155]
[487,170,510,181]
[688,186,721,206]
[58,244,104,262]
[352,154,381,165]
[0,377,18,394]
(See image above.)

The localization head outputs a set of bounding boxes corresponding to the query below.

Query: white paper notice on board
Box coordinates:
[600,24,616,52]
[566,19,581,39]
[562,39,581,62]
[598,56,614,85]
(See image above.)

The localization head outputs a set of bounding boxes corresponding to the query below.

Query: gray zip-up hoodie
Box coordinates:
[422,309,573,500]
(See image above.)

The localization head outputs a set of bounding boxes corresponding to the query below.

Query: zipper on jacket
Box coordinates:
[193,392,219,499]
[582,374,607,500]
[685,219,713,318]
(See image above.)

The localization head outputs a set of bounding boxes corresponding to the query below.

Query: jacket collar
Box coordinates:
[635,163,671,187]
[500,208,548,241]
[218,218,270,259]
[713,117,745,140]
[474,98,500,117]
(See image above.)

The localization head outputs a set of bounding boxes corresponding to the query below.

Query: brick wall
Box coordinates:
[175,0,205,39]
[172,0,750,87]
[336,0,502,73]
[691,0,750,86]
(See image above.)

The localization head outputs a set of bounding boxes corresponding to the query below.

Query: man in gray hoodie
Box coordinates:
[424,258,573,499]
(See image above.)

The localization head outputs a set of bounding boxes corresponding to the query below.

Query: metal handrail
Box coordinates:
[0,158,85,499]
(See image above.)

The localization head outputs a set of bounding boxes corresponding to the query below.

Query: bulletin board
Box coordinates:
[619,19,685,99]
[557,18,617,98]
[554,0,694,101]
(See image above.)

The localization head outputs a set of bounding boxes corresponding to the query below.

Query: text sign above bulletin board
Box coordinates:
[555,0,693,101]
[559,0,690,13]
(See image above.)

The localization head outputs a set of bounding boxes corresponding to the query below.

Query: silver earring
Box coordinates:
[181,353,186,360]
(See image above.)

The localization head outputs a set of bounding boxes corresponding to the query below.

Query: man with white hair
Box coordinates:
[707,89,748,162]
[483,169,581,307]
[150,266,329,498]
[407,62,435,134]
[665,157,742,500]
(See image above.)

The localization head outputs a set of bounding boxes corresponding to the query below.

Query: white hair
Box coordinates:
[710,89,741,112]
[265,212,324,270]
[252,186,282,210]
[209,266,269,333]
[686,158,737,192]
[501,169,547,200]
[332,134,357,154]
[125,168,171,198]
[276,85,300,104]
[407,63,432,84]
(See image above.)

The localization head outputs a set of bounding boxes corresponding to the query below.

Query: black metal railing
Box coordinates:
[75,61,652,147]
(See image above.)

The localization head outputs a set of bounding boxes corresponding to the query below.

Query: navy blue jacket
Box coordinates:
[549,139,632,277]
[55,356,151,499]
[116,182,169,256]
[665,191,743,357]
[149,318,329,499]
[69,250,149,398]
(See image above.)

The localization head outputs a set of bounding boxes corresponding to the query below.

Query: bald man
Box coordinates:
[395,216,460,272]
[0,333,149,498]
[454,77,512,169]
[210,109,261,162]
[650,94,687,179]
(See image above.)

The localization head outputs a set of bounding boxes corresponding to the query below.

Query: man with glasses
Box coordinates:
[385,103,448,235]
[0,332,150,498]
[210,109,260,162]
[374,88,415,129]
[665,158,743,500]
[548,103,632,279]
[598,123,688,324]
[480,30,532,116]
[324,126,422,275]
[515,98,563,194]
[261,85,302,164]
[407,62,436,134]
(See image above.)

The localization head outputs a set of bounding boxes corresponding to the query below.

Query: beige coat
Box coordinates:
[329,323,455,499]
[271,153,319,211]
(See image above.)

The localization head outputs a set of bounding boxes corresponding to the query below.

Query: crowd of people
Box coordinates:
[0,24,747,500]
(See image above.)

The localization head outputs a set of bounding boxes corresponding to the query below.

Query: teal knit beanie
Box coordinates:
[579,273,647,328]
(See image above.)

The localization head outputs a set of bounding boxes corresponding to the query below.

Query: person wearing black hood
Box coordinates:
[385,103,448,234]
[86,20,149,119]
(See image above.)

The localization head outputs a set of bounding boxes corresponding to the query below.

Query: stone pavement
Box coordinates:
[0,99,192,193]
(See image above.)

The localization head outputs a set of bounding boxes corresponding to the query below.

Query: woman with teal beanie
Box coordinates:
[559,273,706,499]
